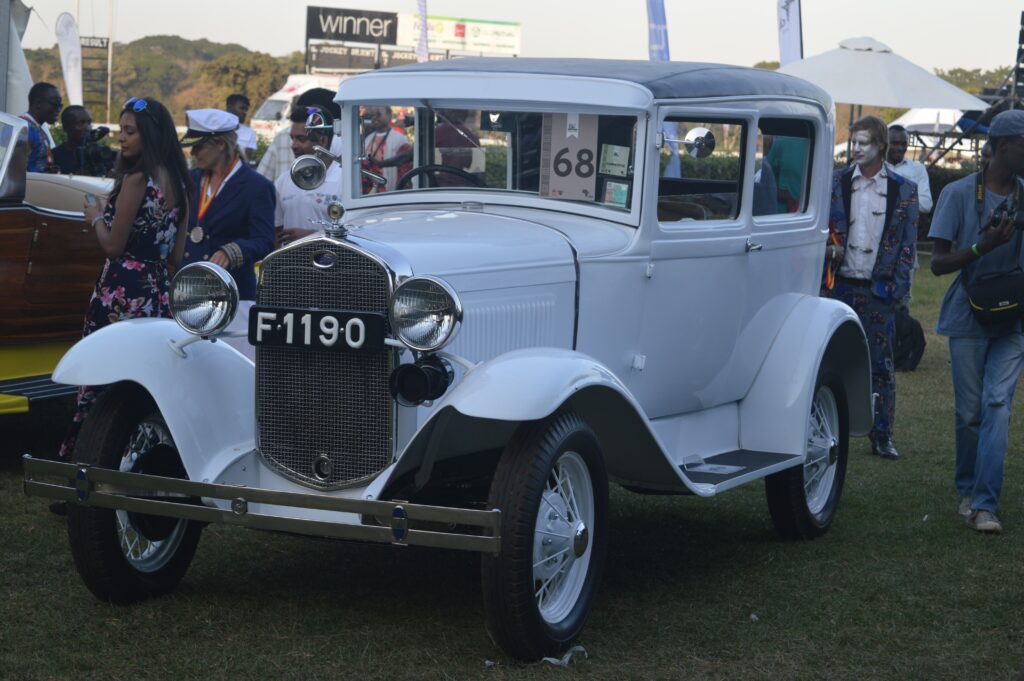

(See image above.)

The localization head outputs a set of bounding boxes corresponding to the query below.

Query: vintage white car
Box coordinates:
[25,59,871,661]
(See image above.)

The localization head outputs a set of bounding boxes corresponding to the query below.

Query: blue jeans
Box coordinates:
[949,333,1024,512]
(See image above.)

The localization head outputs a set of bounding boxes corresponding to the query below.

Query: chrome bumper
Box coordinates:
[22,455,500,554]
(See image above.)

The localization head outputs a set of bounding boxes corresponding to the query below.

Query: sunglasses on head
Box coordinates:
[123,97,149,113]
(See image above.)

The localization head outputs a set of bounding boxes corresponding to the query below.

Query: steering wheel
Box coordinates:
[396,164,485,190]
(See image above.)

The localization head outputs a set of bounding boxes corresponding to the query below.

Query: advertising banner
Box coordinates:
[307,40,378,72]
[396,15,520,56]
[306,6,398,45]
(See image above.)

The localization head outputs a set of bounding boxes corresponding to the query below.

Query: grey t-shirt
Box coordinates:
[928,173,1024,337]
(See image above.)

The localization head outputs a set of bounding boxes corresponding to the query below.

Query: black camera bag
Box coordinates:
[964,172,1024,326]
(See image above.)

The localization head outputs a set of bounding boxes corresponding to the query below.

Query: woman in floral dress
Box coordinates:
[58,97,194,464]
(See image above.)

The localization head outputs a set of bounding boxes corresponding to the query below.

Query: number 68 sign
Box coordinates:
[540,113,598,201]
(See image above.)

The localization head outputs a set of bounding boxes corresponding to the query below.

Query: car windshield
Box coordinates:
[354,104,639,211]
[254,99,288,122]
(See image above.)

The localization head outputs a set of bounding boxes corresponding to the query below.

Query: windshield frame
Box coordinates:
[340,99,649,228]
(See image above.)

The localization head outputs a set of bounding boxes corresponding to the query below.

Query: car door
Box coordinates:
[627,113,755,418]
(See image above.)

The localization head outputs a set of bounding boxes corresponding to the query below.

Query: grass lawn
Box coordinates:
[3,255,1024,680]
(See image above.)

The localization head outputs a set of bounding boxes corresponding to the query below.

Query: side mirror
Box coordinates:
[683,127,716,158]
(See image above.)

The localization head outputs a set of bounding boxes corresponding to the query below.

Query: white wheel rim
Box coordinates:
[116,418,188,573]
[804,384,839,519]
[533,450,594,625]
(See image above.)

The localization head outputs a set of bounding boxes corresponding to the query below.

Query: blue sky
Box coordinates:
[21,0,1021,72]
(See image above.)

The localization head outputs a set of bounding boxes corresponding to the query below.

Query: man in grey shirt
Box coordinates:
[928,109,1024,534]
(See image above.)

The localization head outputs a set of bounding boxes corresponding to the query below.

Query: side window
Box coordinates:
[658,119,745,222]
[755,119,813,216]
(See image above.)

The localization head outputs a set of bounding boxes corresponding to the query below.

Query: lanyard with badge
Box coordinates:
[191,158,239,244]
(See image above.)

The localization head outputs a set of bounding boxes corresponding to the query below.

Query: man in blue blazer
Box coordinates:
[822,115,918,461]
[180,109,275,301]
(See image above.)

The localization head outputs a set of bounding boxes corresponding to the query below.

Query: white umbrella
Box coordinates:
[778,37,989,110]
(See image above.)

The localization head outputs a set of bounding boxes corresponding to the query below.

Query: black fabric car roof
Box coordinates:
[381,58,832,108]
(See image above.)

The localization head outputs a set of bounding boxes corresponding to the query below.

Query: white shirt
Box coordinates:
[888,158,932,213]
[839,163,888,280]
[236,124,258,153]
[274,162,343,232]
[258,129,342,182]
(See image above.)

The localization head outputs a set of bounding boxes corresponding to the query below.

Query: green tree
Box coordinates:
[934,67,1011,95]
[199,51,289,107]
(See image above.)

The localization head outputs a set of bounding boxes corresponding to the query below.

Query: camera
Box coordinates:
[991,197,1024,229]
[80,126,115,177]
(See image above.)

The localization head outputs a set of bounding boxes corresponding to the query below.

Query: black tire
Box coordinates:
[481,411,609,661]
[765,368,848,540]
[67,383,202,603]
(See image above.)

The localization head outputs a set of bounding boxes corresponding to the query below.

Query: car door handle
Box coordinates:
[746,239,763,252]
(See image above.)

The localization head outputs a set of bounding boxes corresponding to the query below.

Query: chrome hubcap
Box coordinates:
[804,384,840,520]
[533,450,594,624]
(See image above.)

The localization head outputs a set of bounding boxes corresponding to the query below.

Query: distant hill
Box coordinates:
[25,35,304,125]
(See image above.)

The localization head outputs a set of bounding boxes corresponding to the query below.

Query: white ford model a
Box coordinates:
[24,59,871,660]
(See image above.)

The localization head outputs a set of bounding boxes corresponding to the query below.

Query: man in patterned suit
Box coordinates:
[821,115,919,460]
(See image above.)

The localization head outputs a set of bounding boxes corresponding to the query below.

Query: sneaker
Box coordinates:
[958,497,972,517]
[967,510,1003,534]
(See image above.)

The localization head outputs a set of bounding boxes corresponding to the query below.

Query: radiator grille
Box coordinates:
[255,240,393,489]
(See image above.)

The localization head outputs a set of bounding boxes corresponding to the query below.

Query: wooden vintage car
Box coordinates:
[0,111,110,414]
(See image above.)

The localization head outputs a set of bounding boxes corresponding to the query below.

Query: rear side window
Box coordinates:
[755,119,814,216]
[658,119,746,222]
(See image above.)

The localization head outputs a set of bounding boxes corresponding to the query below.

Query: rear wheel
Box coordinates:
[481,411,608,660]
[67,384,202,603]
[765,368,848,539]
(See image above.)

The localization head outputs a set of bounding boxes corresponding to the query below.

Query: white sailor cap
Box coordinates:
[180,109,239,146]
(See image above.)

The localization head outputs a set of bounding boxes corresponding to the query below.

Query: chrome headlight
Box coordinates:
[389,276,462,352]
[169,262,239,336]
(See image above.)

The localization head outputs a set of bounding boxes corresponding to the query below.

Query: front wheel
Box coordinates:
[67,384,202,603]
[481,411,609,661]
[765,368,849,539]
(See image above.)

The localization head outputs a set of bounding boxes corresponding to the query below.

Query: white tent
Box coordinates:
[778,37,989,111]
[890,108,964,134]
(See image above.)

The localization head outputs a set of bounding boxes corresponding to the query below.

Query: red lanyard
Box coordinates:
[197,159,238,222]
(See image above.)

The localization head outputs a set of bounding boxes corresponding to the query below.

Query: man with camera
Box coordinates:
[52,105,114,177]
[929,109,1024,534]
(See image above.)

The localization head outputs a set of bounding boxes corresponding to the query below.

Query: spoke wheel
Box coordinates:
[68,384,202,603]
[765,368,848,540]
[482,411,608,661]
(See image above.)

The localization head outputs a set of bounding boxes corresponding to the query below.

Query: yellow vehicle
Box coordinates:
[0,112,110,414]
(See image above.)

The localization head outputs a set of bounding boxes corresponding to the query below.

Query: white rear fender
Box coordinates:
[739,295,872,456]
[52,318,255,479]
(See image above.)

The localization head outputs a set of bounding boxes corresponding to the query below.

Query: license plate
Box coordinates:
[248,306,386,352]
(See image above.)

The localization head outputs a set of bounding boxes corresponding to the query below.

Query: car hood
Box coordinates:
[344,208,578,290]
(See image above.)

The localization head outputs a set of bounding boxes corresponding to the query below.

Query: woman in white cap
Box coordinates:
[180,109,276,356]
[57,97,194,474]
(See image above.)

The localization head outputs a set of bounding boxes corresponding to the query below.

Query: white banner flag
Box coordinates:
[777,0,803,66]
[55,12,83,105]
[415,0,428,62]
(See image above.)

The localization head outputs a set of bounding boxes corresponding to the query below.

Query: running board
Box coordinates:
[0,375,78,401]
[681,450,800,493]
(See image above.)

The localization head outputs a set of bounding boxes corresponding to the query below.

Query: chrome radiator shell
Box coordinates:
[254,237,396,490]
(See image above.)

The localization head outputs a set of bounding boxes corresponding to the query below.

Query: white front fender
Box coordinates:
[53,318,255,479]
[437,347,633,421]
[375,348,690,496]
